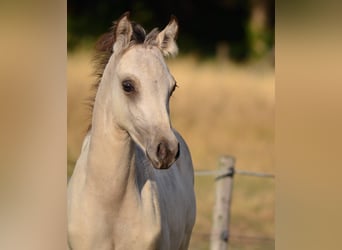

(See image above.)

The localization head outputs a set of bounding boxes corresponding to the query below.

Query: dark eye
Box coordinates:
[122,80,135,93]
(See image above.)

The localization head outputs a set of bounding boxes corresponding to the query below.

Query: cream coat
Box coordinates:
[67,14,196,250]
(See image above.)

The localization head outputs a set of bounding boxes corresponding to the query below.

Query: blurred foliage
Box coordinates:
[68,0,274,61]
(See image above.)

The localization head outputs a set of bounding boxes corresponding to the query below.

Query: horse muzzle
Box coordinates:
[146,138,180,169]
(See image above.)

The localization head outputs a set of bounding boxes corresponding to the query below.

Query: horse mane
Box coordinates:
[87,21,159,131]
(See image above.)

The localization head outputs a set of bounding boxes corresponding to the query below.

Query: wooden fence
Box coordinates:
[194,155,275,250]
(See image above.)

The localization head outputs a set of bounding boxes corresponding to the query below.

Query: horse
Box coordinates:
[67,13,196,250]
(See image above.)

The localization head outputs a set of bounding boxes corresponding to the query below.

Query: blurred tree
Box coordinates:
[68,0,274,61]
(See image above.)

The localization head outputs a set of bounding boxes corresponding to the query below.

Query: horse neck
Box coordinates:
[84,67,137,202]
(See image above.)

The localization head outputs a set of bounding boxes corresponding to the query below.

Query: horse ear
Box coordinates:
[113,12,133,54]
[156,16,179,57]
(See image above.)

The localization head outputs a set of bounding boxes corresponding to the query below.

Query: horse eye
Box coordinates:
[122,80,135,93]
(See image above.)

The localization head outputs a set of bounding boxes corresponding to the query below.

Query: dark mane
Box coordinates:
[87,21,157,131]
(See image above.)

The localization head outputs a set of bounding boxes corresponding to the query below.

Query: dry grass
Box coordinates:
[67,49,274,249]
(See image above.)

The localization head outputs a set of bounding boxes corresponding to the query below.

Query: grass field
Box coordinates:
[67,49,274,249]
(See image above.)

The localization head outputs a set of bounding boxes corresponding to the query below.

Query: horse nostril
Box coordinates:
[157,141,167,161]
[155,140,179,168]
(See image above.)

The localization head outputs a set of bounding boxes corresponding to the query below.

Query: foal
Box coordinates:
[68,13,196,250]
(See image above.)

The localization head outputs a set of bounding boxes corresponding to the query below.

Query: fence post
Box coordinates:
[210,155,235,250]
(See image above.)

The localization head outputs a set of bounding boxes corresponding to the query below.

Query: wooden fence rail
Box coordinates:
[193,155,274,250]
[210,156,235,250]
[195,168,274,178]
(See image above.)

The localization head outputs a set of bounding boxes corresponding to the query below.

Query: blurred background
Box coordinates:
[68,0,274,249]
